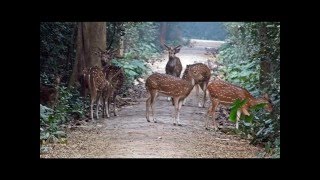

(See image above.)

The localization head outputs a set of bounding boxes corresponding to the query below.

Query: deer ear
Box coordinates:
[175,45,181,53]
[163,44,170,49]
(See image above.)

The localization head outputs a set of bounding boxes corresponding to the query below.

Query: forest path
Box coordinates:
[40,39,263,158]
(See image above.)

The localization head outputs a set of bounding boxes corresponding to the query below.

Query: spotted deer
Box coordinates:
[164,44,183,102]
[164,44,182,77]
[206,79,273,130]
[40,75,61,109]
[145,70,203,126]
[87,66,111,120]
[102,66,124,118]
[93,47,125,118]
[182,63,211,108]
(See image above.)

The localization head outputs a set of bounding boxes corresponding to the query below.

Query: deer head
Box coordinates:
[164,44,181,59]
[92,48,118,67]
[182,64,205,83]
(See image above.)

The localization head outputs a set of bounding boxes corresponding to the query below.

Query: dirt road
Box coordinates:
[40,39,263,158]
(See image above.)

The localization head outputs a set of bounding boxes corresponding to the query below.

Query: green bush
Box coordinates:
[218,22,280,157]
[113,58,150,83]
[110,22,160,84]
[40,85,85,145]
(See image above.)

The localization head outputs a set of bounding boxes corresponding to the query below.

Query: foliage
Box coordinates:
[229,99,248,123]
[40,84,85,145]
[113,58,150,83]
[122,22,161,60]
[40,104,65,144]
[108,22,160,85]
[40,22,76,78]
[218,22,280,156]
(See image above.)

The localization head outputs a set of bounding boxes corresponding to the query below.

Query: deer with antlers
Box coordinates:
[163,44,183,103]
[206,79,273,130]
[164,44,182,78]
[92,47,125,118]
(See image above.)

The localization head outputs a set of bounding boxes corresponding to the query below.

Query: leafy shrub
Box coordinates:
[218,22,280,156]
[110,22,160,84]
[113,58,150,83]
[40,85,85,145]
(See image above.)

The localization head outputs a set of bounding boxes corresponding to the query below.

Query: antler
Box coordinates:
[175,45,181,49]
[163,43,170,49]
[111,48,118,54]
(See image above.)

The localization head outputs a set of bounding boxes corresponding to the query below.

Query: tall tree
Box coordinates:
[159,22,167,48]
[259,23,271,91]
[69,22,107,87]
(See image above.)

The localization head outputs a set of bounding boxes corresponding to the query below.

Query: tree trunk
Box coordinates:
[118,35,124,58]
[260,60,271,88]
[259,23,271,91]
[66,23,77,72]
[68,22,107,87]
[172,24,183,43]
[160,22,167,48]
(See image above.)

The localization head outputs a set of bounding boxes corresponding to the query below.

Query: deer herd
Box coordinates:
[41,44,273,131]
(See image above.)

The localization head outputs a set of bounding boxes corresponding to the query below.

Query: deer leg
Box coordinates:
[172,97,180,126]
[146,95,151,122]
[90,98,94,121]
[151,91,158,123]
[104,95,109,118]
[201,83,207,108]
[90,90,96,121]
[236,110,241,129]
[196,84,202,107]
[95,93,101,120]
[102,91,108,118]
[113,92,118,116]
[176,99,184,126]
[103,99,107,118]
[102,96,105,118]
[206,100,219,130]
